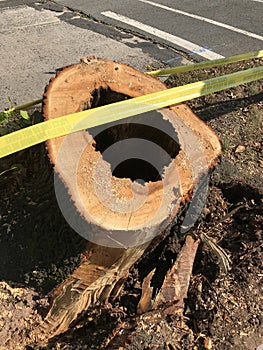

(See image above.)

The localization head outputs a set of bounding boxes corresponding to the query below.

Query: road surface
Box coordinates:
[53,0,263,61]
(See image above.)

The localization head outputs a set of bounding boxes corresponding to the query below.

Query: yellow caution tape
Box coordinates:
[147,49,263,76]
[4,99,43,114]
[0,66,262,159]
[2,50,262,114]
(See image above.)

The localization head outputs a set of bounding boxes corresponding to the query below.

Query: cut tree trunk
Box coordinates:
[38,57,221,341]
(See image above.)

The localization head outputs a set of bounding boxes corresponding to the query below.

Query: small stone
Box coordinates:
[235,145,245,153]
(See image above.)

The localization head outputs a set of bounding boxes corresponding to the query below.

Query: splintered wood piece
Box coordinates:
[38,242,149,339]
[137,269,155,314]
[137,235,199,315]
[39,57,221,341]
[153,235,200,314]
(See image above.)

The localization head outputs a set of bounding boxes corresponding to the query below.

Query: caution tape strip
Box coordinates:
[2,50,263,115]
[147,49,263,76]
[3,98,43,114]
[1,65,262,159]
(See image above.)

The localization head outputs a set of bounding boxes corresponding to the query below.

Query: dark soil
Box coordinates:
[0,58,262,350]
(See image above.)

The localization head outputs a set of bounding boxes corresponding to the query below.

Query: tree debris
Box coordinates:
[138,235,200,314]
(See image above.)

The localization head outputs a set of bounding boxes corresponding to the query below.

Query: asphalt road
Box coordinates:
[54,0,263,61]
[0,0,262,109]
[0,0,170,109]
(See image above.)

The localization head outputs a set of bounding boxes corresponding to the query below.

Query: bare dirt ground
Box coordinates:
[0,58,262,350]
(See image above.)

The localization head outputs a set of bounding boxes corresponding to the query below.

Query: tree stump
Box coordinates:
[39,57,221,340]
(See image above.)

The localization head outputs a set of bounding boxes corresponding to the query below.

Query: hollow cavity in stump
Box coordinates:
[89,113,180,183]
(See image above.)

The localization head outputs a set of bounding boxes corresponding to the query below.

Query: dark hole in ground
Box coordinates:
[88,87,180,183]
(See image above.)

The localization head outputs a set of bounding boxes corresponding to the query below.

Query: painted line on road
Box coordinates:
[101,11,224,60]
[251,0,263,3]
[137,0,263,42]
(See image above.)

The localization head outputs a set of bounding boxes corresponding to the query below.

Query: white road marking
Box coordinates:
[251,0,263,2]
[137,0,263,42]
[102,11,224,60]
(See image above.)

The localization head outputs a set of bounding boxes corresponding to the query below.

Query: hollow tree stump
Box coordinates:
[39,57,221,340]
